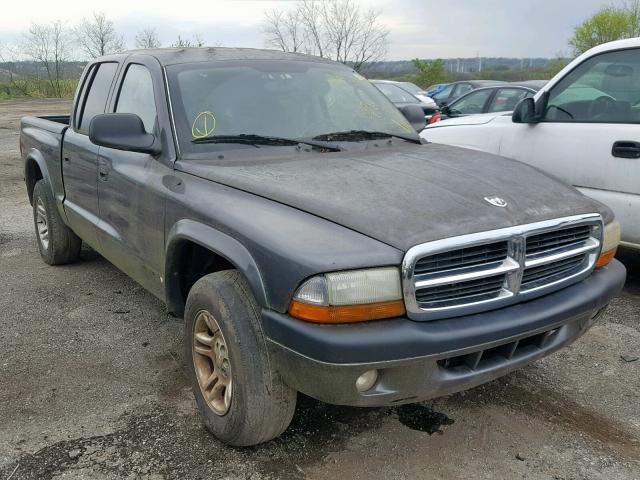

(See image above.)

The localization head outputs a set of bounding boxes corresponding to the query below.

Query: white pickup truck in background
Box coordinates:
[421,38,640,250]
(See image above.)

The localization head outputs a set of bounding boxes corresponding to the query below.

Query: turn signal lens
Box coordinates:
[595,249,617,268]
[289,299,406,324]
[289,267,404,323]
[596,221,620,268]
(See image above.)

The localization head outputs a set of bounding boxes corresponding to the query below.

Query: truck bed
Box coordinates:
[20,115,70,207]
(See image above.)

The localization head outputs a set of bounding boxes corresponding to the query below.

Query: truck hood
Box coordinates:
[175,143,603,251]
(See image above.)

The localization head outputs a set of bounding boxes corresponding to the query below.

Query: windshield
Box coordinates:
[166,60,416,154]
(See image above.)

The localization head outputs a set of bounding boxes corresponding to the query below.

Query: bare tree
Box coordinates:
[263,9,306,53]
[297,0,327,57]
[262,0,389,71]
[172,34,205,48]
[22,21,72,97]
[75,12,124,58]
[135,28,161,49]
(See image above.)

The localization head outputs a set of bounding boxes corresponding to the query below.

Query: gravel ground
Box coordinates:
[0,99,638,480]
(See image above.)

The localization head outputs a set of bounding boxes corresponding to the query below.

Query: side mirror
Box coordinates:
[89,113,160,155]
[400,104,427,132]
[441,104,450,115]
[512,97,538,124]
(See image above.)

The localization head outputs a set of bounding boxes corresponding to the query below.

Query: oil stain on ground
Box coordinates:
[393,403,455,434]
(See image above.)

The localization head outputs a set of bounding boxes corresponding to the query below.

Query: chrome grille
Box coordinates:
[414,242,508,275]
[402,214,603,321]
[526,225,592,256]
[521,253,587,291]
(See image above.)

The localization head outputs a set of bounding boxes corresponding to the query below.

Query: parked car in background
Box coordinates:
[421,38,640,250]
[426,83,450,97]
[430,81,546,123]
[394,80,438,105]
[371,80,438,121]
[431,80,506,107]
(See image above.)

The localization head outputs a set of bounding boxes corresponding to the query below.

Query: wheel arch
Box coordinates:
[165,220,268,317]
[25,153,48,205]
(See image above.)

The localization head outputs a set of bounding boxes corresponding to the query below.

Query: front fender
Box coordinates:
[165,219,268,313]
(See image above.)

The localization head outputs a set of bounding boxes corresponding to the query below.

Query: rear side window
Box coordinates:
[454,83,473,97]
[73,65,96,129]
[487,88,531,113]
[79,62,118,132]
[116,64,157,133]
[449,89,493,115]
[432,84,453,102]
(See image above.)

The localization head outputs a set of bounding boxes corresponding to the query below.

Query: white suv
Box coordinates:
[422,38,640,250]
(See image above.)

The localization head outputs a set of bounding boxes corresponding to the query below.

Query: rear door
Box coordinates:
[500,48,640,248]
[62,62,119,248]
[95,57,173,298]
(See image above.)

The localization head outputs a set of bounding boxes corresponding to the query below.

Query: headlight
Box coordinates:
[596,220,620,268]
[289,267,405,323]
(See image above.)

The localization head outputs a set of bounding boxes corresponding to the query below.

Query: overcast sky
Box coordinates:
[0,0,616,59]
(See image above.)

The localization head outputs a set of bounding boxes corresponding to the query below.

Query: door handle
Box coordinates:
[612,141,640,158]
[97,160,110,181]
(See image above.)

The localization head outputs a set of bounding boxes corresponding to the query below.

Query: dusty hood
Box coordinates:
[175,143,603,251]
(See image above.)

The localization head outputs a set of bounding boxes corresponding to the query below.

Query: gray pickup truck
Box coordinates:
[20,48,626,446]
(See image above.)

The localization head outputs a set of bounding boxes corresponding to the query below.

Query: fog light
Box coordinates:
[355,369,378,392]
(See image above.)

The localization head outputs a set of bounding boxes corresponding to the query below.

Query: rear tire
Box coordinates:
[184,270,297,446]
[32,179,81,265]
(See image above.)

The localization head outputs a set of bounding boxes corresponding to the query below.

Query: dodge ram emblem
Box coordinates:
[484,196,508,208]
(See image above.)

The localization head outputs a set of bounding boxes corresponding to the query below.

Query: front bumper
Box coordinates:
[262,260,626,407]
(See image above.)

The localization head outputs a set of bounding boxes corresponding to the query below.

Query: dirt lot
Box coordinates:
[0,99,638,480]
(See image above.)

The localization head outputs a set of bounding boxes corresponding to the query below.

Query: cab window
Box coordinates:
[453,83,473,97]
[544,48,640,123]
[487,88,532,113]
[116,64,157,134]
[449,89,492,115]
[432,84,454,103]
[78,62,118,133]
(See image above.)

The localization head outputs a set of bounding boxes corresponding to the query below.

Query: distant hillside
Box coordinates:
[0,61,86,81]
[363,57,556,78]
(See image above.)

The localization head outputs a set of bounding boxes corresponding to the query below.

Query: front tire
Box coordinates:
[32,179,81,265]
[184,270,297,446]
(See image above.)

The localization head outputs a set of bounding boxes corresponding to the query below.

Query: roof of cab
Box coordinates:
[100,47,339,67]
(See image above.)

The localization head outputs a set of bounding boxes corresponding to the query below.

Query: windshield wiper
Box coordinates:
[312,130,422,144]
[192,134,342,151]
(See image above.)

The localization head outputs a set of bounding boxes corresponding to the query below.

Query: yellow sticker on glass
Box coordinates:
[192,111,216,139]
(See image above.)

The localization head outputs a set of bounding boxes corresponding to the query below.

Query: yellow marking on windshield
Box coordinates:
[192,111,217,138]
[360,102,383,119]
[391,118,415,133]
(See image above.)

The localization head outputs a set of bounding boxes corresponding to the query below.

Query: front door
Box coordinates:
[96,62,168,298]
[501,48,640,248]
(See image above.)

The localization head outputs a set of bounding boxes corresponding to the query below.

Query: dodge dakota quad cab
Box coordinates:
[21,48,626,446]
